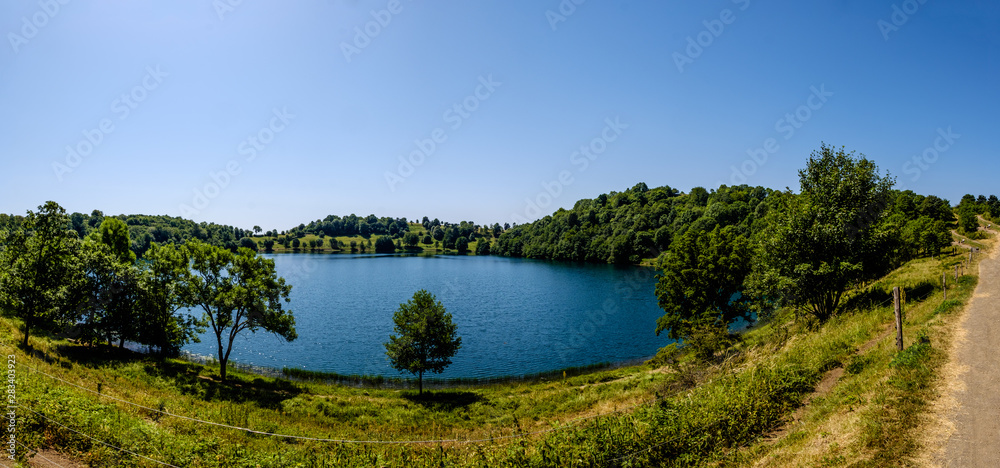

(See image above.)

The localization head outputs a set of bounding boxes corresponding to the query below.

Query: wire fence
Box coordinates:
[16,360,667,445]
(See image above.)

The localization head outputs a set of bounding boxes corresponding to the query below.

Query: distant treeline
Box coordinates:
[0,212,508,259]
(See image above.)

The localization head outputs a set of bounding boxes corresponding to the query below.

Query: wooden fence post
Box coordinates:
[943,272,947,302]
[955,265,959,281]
[894,286,904,351]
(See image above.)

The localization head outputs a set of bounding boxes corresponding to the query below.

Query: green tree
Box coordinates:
[958,204,978,234]
[455,236,469,254]
[137,243,202,356]
[292,238,300,250]
[748,144,895,322]
[253,225,262,236]
[74,239,142,347]
[403,232,419,248]
[73,239,120,346]
[421,234,432,245]
[902,216,951,258]
[987,195,1000,221]
[375,235,395,253]
[94,217,136,264]
[475,239,491,255]
[186,241,296,380]
[240,237,258,251]
[0,202,80,348]
[263,239,275,252]
[655,225,752,349]
[384,290,461,394]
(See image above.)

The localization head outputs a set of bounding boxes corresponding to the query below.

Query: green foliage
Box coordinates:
[137,242,203,356]
[403,232,420,248]
[186,241,296,380]
[655,225,753,342]
[966,230,989,240]
[645,342,682,368]
[749,144,896,322]
[475,239,491,255]
[958,204,978,234]
[384,290,461,394]
[901,216,951,257]
[0,201,80,347]
[72,239,142,347]
[888,330,931,370]
[494,183,770,264]
[684,322,742,361]
[455,236,469,254]
[240,237,258,251]
[374,235,395,253]
[932,299,963,316]
[94,217,136,264]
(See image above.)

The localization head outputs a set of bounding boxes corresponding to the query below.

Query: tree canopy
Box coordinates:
[654,225,753,343]
[384,290,462,394]
[0,201,79,347]
[748,144,896,322]
[493,183,771,264]
[186,241,296,380]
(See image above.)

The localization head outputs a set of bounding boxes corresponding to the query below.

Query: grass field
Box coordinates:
[2,232,989,466]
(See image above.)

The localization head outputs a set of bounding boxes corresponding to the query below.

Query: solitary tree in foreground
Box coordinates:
[384,290,461,394]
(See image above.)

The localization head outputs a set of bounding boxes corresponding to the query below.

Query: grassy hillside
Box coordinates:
[254,223,486,255]
[4,229,987,466]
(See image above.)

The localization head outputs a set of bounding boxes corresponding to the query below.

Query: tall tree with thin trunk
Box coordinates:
[187,241,296,381]
[0,201,79,348]
[384,290,461,394]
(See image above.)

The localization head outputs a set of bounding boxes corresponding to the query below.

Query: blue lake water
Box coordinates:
[183,254,672,379]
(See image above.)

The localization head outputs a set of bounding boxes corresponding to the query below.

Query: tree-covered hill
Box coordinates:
[492,181,965,266]
[492,183,773,264]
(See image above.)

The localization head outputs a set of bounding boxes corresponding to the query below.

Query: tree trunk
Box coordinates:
[419,370,423,395]
[217,340,227,381]
[21,319,30,348]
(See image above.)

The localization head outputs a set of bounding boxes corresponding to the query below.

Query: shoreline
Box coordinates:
[176,350,652,390]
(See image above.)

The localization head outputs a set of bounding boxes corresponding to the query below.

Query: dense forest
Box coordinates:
[491,181,967,266]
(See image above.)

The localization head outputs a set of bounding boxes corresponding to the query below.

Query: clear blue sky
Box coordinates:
[1,1,997,231]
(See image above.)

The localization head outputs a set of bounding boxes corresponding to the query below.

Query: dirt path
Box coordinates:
[934,232,1000,466]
